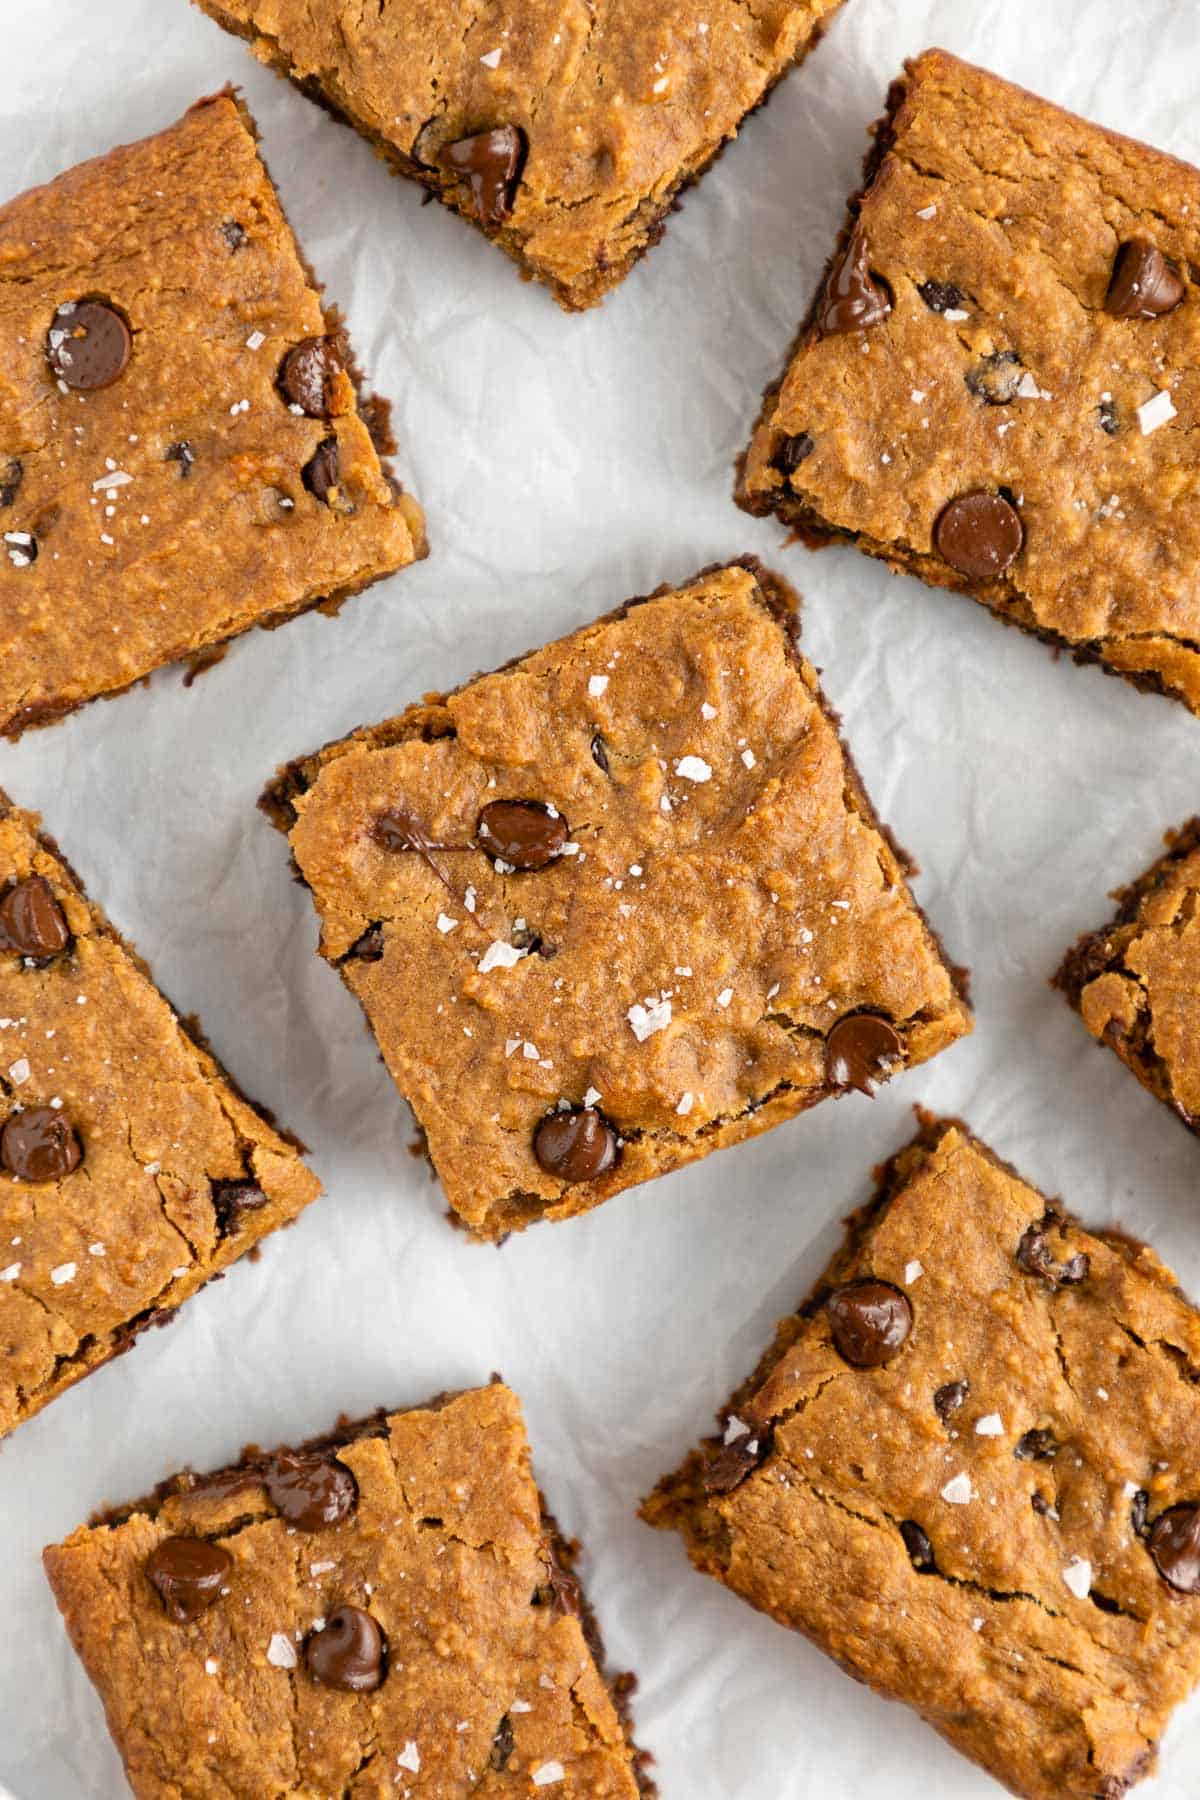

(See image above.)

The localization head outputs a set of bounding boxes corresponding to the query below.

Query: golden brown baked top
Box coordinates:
[0,91,424,738]
[643,1117,1200,1800]
[192,0,842,308]
[0,794,321,1440]
[740,48,1200,713]
[44,1384,642,1799]
[265,559,970,1240]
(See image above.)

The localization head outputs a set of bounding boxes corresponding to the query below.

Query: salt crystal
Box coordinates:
[904,1260,923,1284]
[480,47,502,67]
[940,1472,973,1505]
[267,1633,297,1669]
[701,701,717,720]
[588,675,609,697]
[1138,389,1176,436]
[627,997,671,1041]
[436,912,458,934]
[0,1264,18,1281]
[715,988,733,1009]
[1062,1558,1092,1599]
[479,940,527,973]
[676,1091,694,1116]
[8,1059,29,1085]
[975,1414,1004,1437]
[532,1767,565,1789]
[397,1742,421,1772]
[50,1262,76,1286]
[675,755,712,783]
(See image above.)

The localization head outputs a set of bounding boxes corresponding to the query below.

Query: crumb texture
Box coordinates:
[741,48,1200,712]
[0,795,320,1438]
[191,0,841,308]
[44,1384,642,1798]
[271,560,969,1239]
[0,92,423,737]
[643,1119,1200,1800]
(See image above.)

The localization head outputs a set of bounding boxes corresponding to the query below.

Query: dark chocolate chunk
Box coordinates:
[146,1537,232,1623]
[348,924,386,962]
[934,491,1023,580]
[590,733,611,774]
[278,336,343,418]
[210,1178,267,1235]
[533,1108,617,1183]
[165,440,195,477]
[703,1426,772,1495]
[1098,397,1120,436]
[933,1380,969,1424]
[539,1548,582,1617]
[1015,1221,1090,1290]
[266,1453,357,1530]
[1031,1492,1053,1516]
[827,1280,912,1368]
[819,223,891,336]
[900,1520,935,1572]
[824,1012,903,1095]
[490,1716,515,1771]
[376,809,439,854]
[47,300,131,391]
[0,1107,82,1182]
[477,799,567,871]
[965,350,1023,405]
[305,1605,385,1691]
[1107,238,1185,319]
[302,437,341,504]
[0,459,21,509]
[0,877,70,958]
[1147,1502,1200,1593]
[439,125,527,227]
[1014,1427,1058,1462]
[220,219,248,251]
[774,432,815,475]
[1131,1489,1150,1539]
[917,280,966,315]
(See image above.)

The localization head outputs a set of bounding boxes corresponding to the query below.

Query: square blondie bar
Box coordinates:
[0,90,424,738]
[262,558,970,1240]
[739,49,1200,715]
[190,0,844,310]
[643,1115,1200,1799]
[44,1383,646,1798]
[0,791,321,1440]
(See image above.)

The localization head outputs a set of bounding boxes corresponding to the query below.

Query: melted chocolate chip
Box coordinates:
[1148,1502,1200,1593]
[918,280,966,315]
[1107,238,1185,319]
[266,1453,357,1530]
[348,924,386,962]
[210,1179,267,1235]
[590,733,611,775]
[376,809,439,854]
[477,800,567,871]
[965,350,1023,405]
[824,1012,903,1095]
[302,437,340,503]
[900,1520,935,1572]
[439,125,527,226]
[278,336,343,418]
[774,432,815,475]
[1015,1221,1090,1290]
[1098,398,1120,437]
[490,1716,515,1771]
[1014,1427,1058,1462]
[165,440,195,477]
[0,459,21,509]
[47,301,131,391]
[819,223,891,336]
[827,1280,912,1368]
[703,1426,772,1495]
[0,1107,82,1181]
[0,877,69,958]
[533,1108,617,1183]
[146,1536,232,1623]
[220,219,248,251]
[1131,1489,1150,1538]
[934,491,1024,580]
[305,1605,385,1691]
[1031,1492,1053,1516]
[933,1380,969,1424]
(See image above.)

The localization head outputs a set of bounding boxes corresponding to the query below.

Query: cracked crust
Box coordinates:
[642,1115,1200,1800]
[260,558,971,1240]
[1056,817,1200,1129]
[0,89,425,740]
[44,1382,646,1798]
[0,790,321,1440]
[738,48,1200,716]
[189,0,844,311]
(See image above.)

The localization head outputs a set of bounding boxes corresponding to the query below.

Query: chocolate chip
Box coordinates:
[0,459,21,509]
[266,1454,357,1530]
[1131,1489,1150,1538]
[539,1548,582,1616]
[824,1012,903,1095]
[1147,1502,1200,1593]
[278,336,343,418]
[305,1605,385,1691]
[165,440,195,477]
[46,301,131,391]
[918,280,966,315]
[774,432,815,475]
[220,220,247,251]
[1031,1492,1053,1516]
[146,1537,232,1623]
[965,350,1023,405]
[827,1280,912,1368]
[348,924,385,962]
[1107,238,1185,319]
[1014,1428,1058,1462]
[376,809,437,854]
[533,1108,617,1183]
[0,877,70,958]
[477,800,567,871]
[1098,398,1120,436]
[590,733,611,775]
[933,1380,969,1424]
[703,1426,772,1494]
[210,1179,267,1235]
[900,1520,935,1572]
[819,223,891,336]
[0,1107,82,1182]
[439,125,527,226]
[490,1716,515,1771]
[1015,1221,1090,1290]
[302,437,340,504]
[934,491,1023,580]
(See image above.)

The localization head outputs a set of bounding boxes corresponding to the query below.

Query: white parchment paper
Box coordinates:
[3,0,1200,1793]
